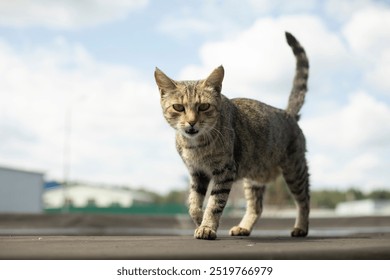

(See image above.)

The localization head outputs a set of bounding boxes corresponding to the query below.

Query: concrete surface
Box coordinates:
[1,214,390,259]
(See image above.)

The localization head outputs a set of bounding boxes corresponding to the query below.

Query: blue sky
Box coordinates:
[0,0,389,193]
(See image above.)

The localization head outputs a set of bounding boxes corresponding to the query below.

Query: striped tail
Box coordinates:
[285,32,309,120]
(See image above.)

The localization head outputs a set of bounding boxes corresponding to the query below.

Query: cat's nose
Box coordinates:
[188,121,196,127]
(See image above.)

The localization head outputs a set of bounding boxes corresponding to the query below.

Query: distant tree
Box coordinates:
[87,199,97,207]
[310,190,346,209]
[162,190,188,204]
[345,188,365,201]
[134,187,163,203]
[368,190,390,200]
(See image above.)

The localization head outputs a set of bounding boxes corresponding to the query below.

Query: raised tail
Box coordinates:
[285,32,309,120]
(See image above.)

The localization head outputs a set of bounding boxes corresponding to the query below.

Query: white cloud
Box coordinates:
[248,0,317,14]
[342,6,390,93]
[308,152,388,191]
[367,49,390,92]
[324,0,376,22]
[158,0,319,41]
[343,7,390,54]
[158,18,215,40]
[302,92,390,190]
[0,0,148,29]
[302,92,390,150]
[0,37,184,193]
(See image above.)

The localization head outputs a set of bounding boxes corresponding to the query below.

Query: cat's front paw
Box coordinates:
[291,227,308,237]
[229,226,251,236]
[194,226,217,240]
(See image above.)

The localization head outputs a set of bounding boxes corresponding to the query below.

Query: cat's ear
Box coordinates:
[203,65,224,93]
[154,67,177,95]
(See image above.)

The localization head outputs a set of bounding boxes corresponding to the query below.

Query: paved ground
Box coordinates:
[1,214,390,259]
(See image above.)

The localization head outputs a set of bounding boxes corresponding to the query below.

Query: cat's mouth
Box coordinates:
[185,127,199,136]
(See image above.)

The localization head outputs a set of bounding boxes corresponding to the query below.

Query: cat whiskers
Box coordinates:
[208,126,227,149]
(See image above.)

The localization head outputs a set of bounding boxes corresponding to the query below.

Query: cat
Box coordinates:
[154,32,310,240]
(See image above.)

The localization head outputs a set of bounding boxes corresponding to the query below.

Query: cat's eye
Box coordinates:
[172,104,185,112]
[198,103,210,111]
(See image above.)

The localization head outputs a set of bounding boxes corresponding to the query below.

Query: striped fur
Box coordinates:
[285,32,309,120]
[155,32,310,240]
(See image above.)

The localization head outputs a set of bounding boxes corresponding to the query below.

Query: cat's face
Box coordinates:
[154,66,224,139]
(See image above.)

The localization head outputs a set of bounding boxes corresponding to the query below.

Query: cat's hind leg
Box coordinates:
[230,179,265,236]
[282,156,310,237]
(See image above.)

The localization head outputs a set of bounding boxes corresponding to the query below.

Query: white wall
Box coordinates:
[336,199,390,216]
[43,185,134,208]
[0,167,44,213]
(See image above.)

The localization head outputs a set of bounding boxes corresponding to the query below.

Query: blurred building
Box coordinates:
[0,166,44,213]
[43,184,153,208]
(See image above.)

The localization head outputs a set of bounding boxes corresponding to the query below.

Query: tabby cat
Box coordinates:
[154,32,310,240]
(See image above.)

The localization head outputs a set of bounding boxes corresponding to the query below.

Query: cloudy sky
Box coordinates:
[0,0,389,193]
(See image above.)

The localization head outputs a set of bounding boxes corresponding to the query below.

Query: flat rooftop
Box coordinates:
[1,214,389,259]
